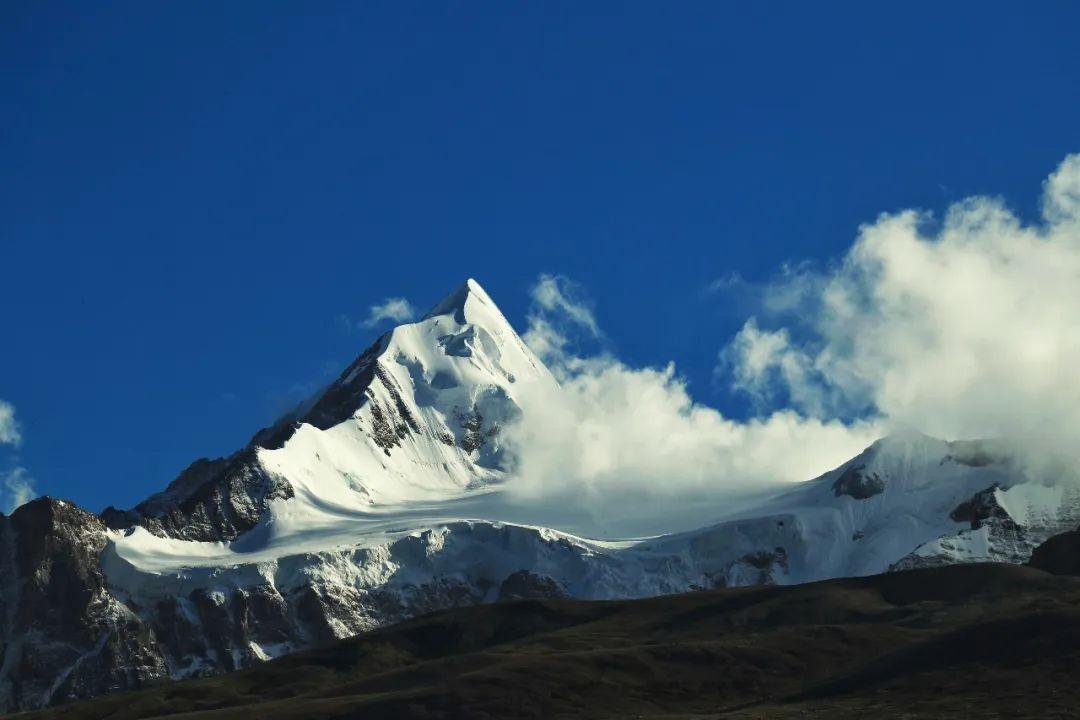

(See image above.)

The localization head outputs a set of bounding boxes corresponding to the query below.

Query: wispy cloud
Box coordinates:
[360,297,415,328]
[0,400,21,446]
[0,400,35,512]
[521,274,603,365]
[2,467,35,513]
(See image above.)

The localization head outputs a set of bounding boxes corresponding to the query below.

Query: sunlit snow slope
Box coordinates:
[107,280,1080,581]
[111,279,559,567]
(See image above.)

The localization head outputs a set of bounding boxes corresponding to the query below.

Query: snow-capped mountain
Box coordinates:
[2,278,1078,712]
[101,279,554,546]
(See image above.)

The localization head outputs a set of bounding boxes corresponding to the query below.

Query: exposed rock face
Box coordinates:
[0,510,610,713]
[706,547,790,588]
[0,498,167,712]
[832,464,885,499]
[497,571,566,601]
[890,483,1080,572]
[102,451,294,543]
[950,484,1016,529]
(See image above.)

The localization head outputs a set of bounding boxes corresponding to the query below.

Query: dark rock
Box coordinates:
[950,485,1016,530]
[711,548,791,587]
[237,585,295,647]
[459,408,491,453]
[113,452,294,543]
[832,465,886,499]
[190,589,242,672]
[293,585,369,647]
[152,596,209,671]
[742,550,781,570]
[497,571,567,602]
[0,497,166,712]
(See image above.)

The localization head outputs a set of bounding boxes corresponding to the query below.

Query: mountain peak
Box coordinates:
[423,278,498,324]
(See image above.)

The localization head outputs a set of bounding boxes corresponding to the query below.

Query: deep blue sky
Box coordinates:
[3,2,1078,511]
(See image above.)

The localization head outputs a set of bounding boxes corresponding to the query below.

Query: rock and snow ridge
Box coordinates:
[2,278,1079,712]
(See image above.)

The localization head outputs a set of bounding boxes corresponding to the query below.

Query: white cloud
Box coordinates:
[1043,153,1080,226]
[723,152,1080,456]
[0,401,37,512]
[530,274,601,336]
[360,297,416,328]
[1,467,35,513]
[521,274,602,366]
[508,277,881,536]
[0,400,21,446]
[507,155,1080,533]
[719,319,828,416]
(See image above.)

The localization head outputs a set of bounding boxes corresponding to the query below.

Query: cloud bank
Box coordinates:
[506,276,881,536]
[505,154,1080,532]
[724,153,1080,457]
[361,297,415,328]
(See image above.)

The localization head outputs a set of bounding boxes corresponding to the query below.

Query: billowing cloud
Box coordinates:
[361,297,415,328]
[724,153,1080,457]
[0,400,21,446]
[1,467,35,513]
[507,277,881,536]
[506,154,1080,533]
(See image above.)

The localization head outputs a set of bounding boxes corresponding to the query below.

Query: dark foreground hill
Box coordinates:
[16,562,1080,720]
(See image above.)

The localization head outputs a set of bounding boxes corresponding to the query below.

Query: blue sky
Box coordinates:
[2,2,1079,512]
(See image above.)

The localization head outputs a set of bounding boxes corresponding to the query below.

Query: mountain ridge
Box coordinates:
[3,278,1079,713]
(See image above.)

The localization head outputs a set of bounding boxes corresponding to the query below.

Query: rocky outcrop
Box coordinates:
[949,484,1016,530]
[890,484,1080,572]
[102,451,294,543]
[497,571,566,601]
[0,498,166,712]
[832,465,885,499]
[709,548,790,588]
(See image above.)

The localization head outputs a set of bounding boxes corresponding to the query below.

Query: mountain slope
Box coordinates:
[20,562,1080,720]
[4,278,1080,713]
[102,278,554,544]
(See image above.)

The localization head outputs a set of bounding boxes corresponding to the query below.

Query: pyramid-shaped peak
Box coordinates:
[423,278,499,323]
